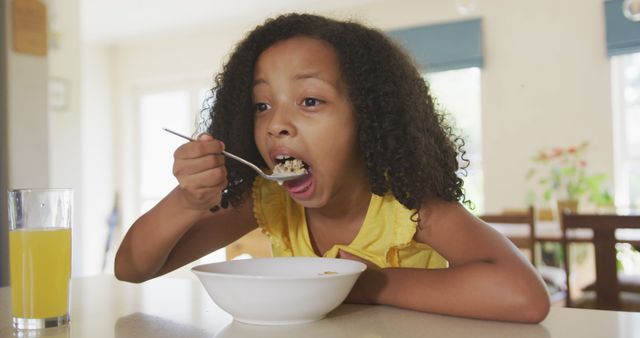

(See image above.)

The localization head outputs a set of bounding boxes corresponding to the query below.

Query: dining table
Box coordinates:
[488,213,640,311]
[1,274,639,337]
[489,219,640,244]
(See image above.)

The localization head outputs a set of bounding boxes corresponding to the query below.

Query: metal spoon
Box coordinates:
[162,128,308,183]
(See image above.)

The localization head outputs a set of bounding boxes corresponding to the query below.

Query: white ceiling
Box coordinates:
[80,0,383,44]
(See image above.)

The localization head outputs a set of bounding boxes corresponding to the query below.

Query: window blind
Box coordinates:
[387,19,483,72]
[605,0,640,56]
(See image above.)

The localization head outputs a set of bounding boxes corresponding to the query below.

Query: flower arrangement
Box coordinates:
[526,141,613,207]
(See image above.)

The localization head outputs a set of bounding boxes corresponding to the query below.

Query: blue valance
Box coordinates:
[387,19,483,72]
[605,0,640,56]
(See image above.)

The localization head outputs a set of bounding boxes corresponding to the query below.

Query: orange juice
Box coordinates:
[9,228,71,319]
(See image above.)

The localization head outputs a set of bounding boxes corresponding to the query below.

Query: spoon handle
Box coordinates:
[161,128,268,179]
[162,128,196,142]
[219,150,268,179]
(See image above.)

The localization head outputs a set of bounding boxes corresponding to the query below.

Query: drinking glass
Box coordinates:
[8,189,73,330]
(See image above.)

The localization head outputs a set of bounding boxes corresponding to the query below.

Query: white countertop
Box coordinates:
[1,274,639,337]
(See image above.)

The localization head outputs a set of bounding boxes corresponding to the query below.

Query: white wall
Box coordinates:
[105,0,613,218]
[1,0,9,287]
[47,0,84,275]
[111,26,248,232]
[81,45,115,275]
[3,0,50,284]
[479,0,612,212]
[6,1,50,189]
[337,0,614,212]
[31,0,118,277]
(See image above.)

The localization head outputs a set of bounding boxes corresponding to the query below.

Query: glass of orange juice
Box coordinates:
[8,188,72,330]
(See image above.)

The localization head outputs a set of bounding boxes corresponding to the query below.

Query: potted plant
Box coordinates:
[526,141,613,215]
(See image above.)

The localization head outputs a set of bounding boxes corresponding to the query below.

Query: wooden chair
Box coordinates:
[478,207,571,303]
[561,213,640,310]
[479,206,537,265]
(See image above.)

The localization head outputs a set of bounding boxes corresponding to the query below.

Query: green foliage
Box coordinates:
[616,243,640,274]
[526,142,614,206]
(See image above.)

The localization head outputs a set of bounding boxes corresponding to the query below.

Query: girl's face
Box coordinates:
[253,37,368,208]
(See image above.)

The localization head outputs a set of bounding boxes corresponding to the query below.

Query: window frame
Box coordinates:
[611,53,640,209]
[132,80,210,216]
[424,67,484,212]
[128,79,226,267]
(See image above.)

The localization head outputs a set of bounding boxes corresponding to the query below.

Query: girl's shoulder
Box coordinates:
[417,197,457,222]
[414,196,486,245]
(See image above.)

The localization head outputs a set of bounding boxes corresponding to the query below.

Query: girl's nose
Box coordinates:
[266,107,296,138]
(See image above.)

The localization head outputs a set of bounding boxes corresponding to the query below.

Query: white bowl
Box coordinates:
[192,257,366,325]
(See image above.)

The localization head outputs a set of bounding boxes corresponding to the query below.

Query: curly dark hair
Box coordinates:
[205,13,468,213]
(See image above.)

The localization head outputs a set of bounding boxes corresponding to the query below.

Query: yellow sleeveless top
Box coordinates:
[252,177,447,269]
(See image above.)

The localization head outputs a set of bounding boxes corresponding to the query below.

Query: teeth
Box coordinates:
[275,154,293,161]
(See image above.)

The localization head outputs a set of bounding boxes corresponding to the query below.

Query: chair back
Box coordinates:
[479,206,536,265]
[560,213,640,310]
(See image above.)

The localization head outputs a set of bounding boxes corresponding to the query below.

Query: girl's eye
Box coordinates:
[302,97,323,107]
[255,102,271,112]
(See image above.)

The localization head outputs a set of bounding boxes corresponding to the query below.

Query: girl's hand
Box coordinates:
[338,250,386,305]
[172,133,227,212]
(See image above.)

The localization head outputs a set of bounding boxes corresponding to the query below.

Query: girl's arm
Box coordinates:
[114,189,256,283]
[346,198,550,323]
[114,134,257,283]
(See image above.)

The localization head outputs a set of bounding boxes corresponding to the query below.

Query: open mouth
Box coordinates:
[272,155,310,176]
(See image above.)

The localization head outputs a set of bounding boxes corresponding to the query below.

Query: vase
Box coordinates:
[556,199,578,218]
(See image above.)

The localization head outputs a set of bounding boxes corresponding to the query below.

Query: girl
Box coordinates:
[115,13,550,323]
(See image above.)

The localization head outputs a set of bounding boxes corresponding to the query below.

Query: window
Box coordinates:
[139,90,192,213]
[612,52,640,209]
[137,85,210,213]
[135,83,225,265]
[425,67,483,212]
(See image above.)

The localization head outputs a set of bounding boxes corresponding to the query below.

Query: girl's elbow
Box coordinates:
[114,267,130,283]
[114,259,135,283]
[520,297,550,323]
[114,265,148,284]
[515,287,551,323]
[114,252,148,284]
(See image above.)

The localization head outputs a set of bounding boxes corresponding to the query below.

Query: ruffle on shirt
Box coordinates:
[252,176,292,255]
[387,201,448,269]
[385,201,419,267]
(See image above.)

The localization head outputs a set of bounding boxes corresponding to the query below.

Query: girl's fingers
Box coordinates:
[174,138,225,160]
[197,133,213,140]
[176,166,228,210]
[173,154,225,177]
[171,134,228,211]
